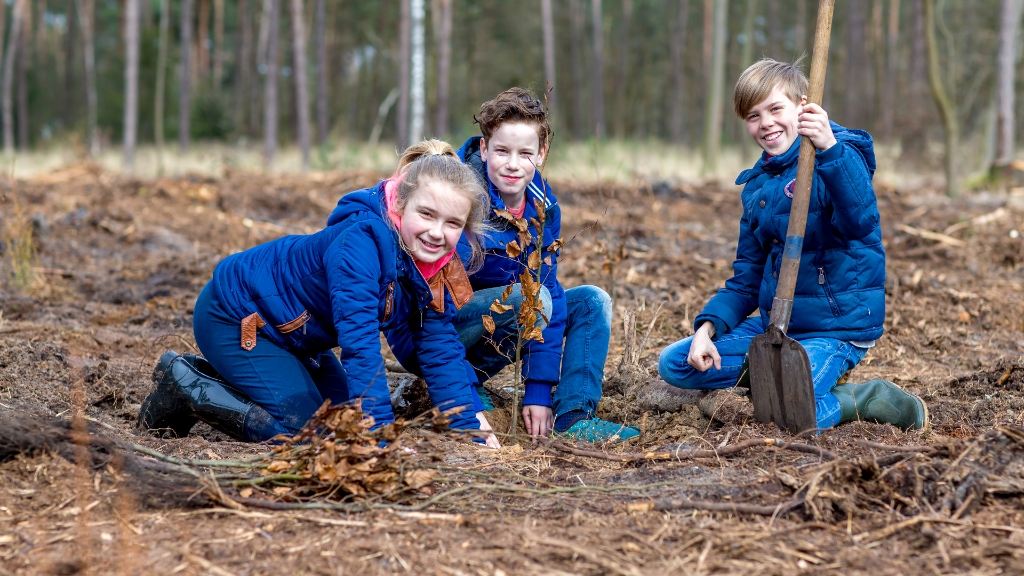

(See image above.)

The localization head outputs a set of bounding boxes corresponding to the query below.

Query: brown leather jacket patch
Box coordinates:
[241,312,267,351]
[276,310,310,334]
[427,254,475,313]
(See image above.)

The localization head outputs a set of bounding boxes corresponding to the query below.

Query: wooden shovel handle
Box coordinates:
[768,0,836,332]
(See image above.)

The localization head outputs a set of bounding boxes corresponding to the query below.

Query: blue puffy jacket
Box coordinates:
[452,136,566,407]
[695,123,885,342]
[210,183,482,430]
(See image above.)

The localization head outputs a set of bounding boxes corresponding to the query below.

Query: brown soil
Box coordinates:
[2,164,1024,574]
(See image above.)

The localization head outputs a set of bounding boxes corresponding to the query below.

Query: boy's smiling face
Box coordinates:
[744,85,806,155]
[480,122,547,209]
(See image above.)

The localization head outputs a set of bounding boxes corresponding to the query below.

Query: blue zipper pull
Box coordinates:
[818,267,825,285]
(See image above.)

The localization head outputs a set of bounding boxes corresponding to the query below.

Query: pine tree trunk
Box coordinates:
[590,0,604,139]
[613,0,630,138]
[236,0,252,133]
[16,1,30,150]
[0,0,16,155]
[995,0,1024,167]
[739,0,757,68]
[213,0,224,88]
[923,0,958,196]
[669,0,689,143]
[540,0,556,121]
[255,0,272,134]
[396,0,411,149]
[702,0,727,176]
[569,0,586,140]
[702,0,713,83]
[314,0,328,146]
[64,0,76,126]
[902,0,927,158]
[197,0,210,80]
[409,0,425,143]
[845,0,868,129]
[123,0,140,170]
[263,0,279,164]
[78,0,98,156]
[434,0,452,137]
[155,0,169,174]
[288,0,311,170]
[882,0,899,141]
[179,0,193,153]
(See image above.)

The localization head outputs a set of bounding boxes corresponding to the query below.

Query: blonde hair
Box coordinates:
[393,139,491,271]
[733,58,808,118]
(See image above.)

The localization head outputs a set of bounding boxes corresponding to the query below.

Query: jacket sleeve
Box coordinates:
[815,136,880,241]
[521,201,565,408]
[694,197,766,336]
[410,298,484,430]
[324,222,396,427]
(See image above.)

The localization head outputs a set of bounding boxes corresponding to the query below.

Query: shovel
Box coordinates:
[748,0,836,434]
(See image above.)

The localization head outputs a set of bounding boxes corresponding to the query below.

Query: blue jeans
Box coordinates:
[192,283,350,439]
[657,317,866,429]
[454,284,612,418]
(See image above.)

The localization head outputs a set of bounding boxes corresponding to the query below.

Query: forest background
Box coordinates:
[0,0,1020,191]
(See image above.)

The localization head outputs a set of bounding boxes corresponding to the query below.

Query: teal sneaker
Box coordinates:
[560,418,640,443]
[476,385,495,411]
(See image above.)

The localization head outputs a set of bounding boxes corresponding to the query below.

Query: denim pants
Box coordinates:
[192,283,350,439]
[454,284,612,418]
[657,317,866,429]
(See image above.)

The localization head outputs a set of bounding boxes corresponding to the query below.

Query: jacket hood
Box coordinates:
[736,121,876,185]
[326,182,388,227]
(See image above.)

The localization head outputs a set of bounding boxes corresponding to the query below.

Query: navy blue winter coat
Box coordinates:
[452,136,566,407]
[210,184,482,431]
[695,123,885,342]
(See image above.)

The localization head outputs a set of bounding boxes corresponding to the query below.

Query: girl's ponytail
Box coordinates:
[395,139,457,174]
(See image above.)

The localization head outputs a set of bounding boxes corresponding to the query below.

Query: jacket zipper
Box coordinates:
[818,267,841,316]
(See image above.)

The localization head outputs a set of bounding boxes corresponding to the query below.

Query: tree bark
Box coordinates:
[179,0,193,153]
[590,0,604,139]
[995,0,1024,167]
[123,0,140,170]
[702,0,713,83]
[540,0,556,121]
[923,0,958,196]
[901,0,927,158]
[613,0,630,138]
[213,0,224,88]
[63,0,76,127]
[1,0,17,153]
[77,0,98,156]
[845,0,868,129]
[882,0,899,141]
[409,0,425,143]
[739,0,758,67]
[289,0,311,170]
[314,0,328,145]
[702,0,727,176]
[263,0,279,165]
[236,0,252,133]
[396,0,411,149]
[155,0,169,175]
[434,0,452,137]
[255,0,272,134]
[669,0,690,142]
[197,0,210,80]
[16,0,30,150]
[569,0,586,140]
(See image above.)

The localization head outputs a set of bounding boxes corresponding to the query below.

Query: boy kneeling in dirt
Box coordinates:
[657,59,928,431]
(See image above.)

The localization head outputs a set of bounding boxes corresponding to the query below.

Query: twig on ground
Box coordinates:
[544,437,837,463]
[627,498,805,516]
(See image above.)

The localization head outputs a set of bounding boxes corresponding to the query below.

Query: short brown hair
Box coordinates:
[474,87,552,150]
[733,58,808,118]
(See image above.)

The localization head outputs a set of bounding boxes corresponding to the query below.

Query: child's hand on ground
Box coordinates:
[476,411,501,449]
[798,101,838,152]
[523,404,554,442]
[688,321,722,372]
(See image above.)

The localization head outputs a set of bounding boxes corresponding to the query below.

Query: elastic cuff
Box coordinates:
[470,389,485,413]
[815,141,844,164]
[522,382,554,407]
[694,315,729,340]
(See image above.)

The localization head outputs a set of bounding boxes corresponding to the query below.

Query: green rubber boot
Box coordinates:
[832,379,929,431]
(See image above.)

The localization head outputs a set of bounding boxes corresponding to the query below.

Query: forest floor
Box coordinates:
[2,164,1024,575]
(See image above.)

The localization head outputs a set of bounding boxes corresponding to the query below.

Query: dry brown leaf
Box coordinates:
[523,327,544,342]
[482,315,496,334]
[266,460,292,473]
[404,469,437,489]
[528,251,541,270]
[506,240,522,258]
[493,208,514,221]
[239,487,254,498]
[273,486,292,495]
[490,300,512,314]
[501,284,515,301]
[547,238,564,252]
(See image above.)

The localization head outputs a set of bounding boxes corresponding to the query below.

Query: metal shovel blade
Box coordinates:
[748,324,817,433]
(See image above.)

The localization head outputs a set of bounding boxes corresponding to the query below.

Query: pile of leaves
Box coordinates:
[250,402,463,501]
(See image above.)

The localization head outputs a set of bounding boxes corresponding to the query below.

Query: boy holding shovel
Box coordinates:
[657,59,927,432]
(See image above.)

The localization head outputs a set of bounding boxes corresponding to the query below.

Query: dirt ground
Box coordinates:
[2,163,1024,575]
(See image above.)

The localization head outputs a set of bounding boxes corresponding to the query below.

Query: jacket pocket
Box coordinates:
[818,267,841,316]
[276,310,311,334]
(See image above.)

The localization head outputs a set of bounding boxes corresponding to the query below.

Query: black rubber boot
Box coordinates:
[136,351,282,442]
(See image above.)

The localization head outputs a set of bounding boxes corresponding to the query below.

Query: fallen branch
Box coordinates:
[627,498,804,516]
[895,224,965,247]
[854,439,935,453]
[546,437,836,463]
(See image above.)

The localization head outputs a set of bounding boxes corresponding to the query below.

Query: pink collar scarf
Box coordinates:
[383,176,456,280]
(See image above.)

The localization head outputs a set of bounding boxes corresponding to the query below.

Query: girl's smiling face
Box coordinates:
[744,85,805,155]
[399,179,471,264]
[480,122,548,209]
